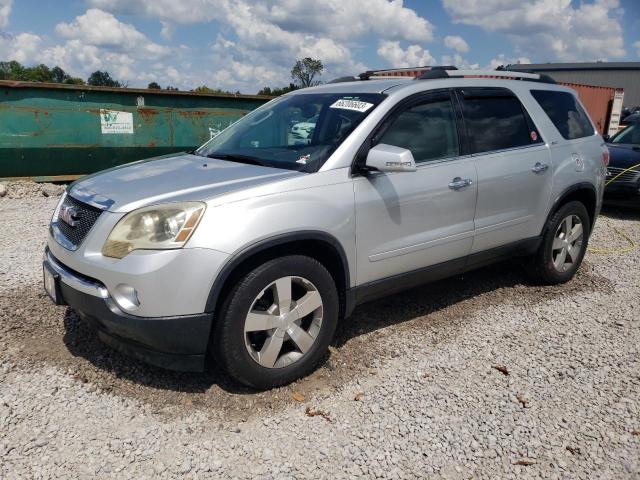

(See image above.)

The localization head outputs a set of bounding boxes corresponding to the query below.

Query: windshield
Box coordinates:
[195,93,385,172]
[611,124,640,145]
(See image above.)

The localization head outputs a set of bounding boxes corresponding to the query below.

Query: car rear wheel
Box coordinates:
[212,255,339,389]
[528,201,590,285]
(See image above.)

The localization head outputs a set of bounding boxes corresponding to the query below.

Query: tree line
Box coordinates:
[0,57,324,96]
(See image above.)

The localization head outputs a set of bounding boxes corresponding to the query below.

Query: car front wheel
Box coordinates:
[213,255,339,389]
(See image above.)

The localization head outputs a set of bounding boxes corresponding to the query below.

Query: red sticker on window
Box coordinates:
[531,131,538,141]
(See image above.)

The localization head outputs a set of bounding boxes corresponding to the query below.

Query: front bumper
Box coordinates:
[604,180,640,199]
[44,248,212,371]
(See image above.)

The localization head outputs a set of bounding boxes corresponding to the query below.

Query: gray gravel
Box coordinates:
[1,189,639,479]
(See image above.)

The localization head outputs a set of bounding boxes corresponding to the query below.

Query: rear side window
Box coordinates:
[460,93,538,154]
[378,99,459,163]
[530,90,594,140]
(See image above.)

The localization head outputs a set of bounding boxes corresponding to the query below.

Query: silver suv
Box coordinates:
[43,68,608,389]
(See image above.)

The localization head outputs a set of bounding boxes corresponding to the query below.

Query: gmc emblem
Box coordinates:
[59,205,80,227]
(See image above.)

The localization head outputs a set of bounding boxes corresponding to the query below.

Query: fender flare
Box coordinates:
[543,182,598,235]
[204,230,351,313]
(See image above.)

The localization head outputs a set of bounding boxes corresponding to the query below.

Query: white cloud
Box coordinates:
[0,9,173,87]
[0,0,11,30]
[160,21,173,40]
[56,9,170,59]
[440,53,478,70]
[443,35,469,53]
[89,0,434,42]
[634,41,640,57]
[487,54,531,70]
[0,32,42,63]
[87,0,224,24]
[259,0,434,43]
[442,0,625,61]
[377,40,435,68]
[83,0,434,90]
[4,1,439,92]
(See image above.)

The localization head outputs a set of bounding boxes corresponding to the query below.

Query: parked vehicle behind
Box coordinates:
[604,123,640,200]
[43,68,607,389]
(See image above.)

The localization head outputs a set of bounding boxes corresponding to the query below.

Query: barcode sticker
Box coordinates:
[330,99,374,113]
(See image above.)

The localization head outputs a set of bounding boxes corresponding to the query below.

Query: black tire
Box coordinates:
[528,201,591,285]
[212,255,339,389]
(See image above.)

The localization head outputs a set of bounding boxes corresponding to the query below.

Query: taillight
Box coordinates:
[602,147,610,167]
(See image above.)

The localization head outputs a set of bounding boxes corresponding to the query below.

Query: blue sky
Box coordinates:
[1,0,639,93]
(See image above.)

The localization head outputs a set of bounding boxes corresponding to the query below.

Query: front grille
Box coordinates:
[607,166,640,183]
[55,195,103,248]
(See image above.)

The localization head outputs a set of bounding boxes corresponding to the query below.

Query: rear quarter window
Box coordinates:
[530,90,594,140]
[460,92,540,154]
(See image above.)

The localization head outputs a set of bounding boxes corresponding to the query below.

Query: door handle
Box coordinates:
[531,162,549,173]
[448,177,473,190]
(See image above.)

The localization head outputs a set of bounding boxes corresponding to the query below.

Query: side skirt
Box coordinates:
[345,236,541,317]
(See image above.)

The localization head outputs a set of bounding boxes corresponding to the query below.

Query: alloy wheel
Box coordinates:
[243,276,323,368]
[551,214,584,272]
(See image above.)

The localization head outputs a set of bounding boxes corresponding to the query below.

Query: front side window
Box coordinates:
[196,93,385,171]
[461,93,536,154]
[378,99,459,163]
[531,90,594,140]
[611,124,640,145]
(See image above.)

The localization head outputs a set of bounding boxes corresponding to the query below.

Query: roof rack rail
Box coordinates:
[328,66,556,84]
[416,67,556,84]
[328,66,458,83]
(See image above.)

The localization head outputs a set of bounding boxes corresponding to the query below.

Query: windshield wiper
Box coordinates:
[206,152,267,167]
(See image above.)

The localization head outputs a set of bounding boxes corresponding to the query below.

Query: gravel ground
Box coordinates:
[1,188,639,479]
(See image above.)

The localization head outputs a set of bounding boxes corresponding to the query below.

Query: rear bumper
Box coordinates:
[45,248,212,371]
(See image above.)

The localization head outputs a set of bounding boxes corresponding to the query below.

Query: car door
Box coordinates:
[353,90,477,288]
[456,87,553,253]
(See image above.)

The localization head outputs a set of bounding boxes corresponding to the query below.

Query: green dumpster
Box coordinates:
[0,81,271,181]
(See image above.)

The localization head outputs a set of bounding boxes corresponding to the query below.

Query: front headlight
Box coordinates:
[51,191,67,223]
[102,202,206,259]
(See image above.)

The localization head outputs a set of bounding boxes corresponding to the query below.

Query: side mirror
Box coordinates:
[365,144,417,173]
[602,134,610,142]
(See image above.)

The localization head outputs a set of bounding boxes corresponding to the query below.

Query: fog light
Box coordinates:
[112,284,140,311]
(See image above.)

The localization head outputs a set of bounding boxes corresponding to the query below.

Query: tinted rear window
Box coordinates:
[531,90,593,140]
[461,95,535,154]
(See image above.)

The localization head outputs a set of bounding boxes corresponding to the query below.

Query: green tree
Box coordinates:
[291,58,323,88]
[193,85,238,94]
[87,70,122,87]
[23,64,53,82]
[0,61,86,84]
[63,76,85,85]
[51,66,85,85]
[0,61,25,80]
[51,66,67,83]
[257,83,298,96]
[147,81,161,89]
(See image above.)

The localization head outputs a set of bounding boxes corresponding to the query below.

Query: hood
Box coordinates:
[69,153,303,212]
[607,144,640,169]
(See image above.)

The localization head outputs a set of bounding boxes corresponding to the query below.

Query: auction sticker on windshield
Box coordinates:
[330,99,374,113]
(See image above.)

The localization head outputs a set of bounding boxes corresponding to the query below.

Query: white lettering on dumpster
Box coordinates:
[100,109,134,134]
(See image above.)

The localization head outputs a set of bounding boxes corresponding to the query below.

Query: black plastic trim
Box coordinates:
[354,257,467,305]
[545,182,598,235]
[204,231,350,313]
[54,272,212,372]
[350,237,541,310]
